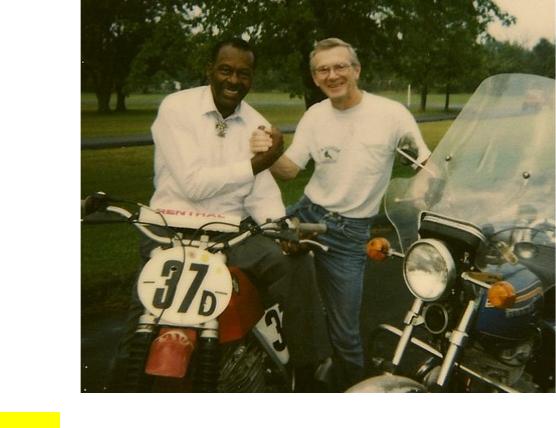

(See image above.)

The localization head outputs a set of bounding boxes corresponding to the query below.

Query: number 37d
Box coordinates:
[153,261,217,316]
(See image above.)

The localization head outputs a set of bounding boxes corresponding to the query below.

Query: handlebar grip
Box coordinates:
[297,222,327,234]
[81,192,109,217]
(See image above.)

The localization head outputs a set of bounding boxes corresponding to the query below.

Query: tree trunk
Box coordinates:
[300,54,326,109]
[444,84,450,112]
[292,25,326,110]
[420,84,428,112]
[116,86,127,112]
[96,90,112,113]
[304,86,326,109]
[93,71,113,113]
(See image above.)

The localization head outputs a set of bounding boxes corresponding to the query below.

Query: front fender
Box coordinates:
[346,374,426,393]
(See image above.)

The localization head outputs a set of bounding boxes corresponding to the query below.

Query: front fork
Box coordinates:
[389,298,479,391]
[193,319,220,392]
[390,298,423,373]
[434,299,477,389]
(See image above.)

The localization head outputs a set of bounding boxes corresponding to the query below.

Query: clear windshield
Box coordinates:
[385,74,555,259]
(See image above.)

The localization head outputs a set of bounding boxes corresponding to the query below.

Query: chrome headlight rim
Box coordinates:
[403,238,456,302]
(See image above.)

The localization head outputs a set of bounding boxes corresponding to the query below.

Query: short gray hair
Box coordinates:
[309,38,360,71]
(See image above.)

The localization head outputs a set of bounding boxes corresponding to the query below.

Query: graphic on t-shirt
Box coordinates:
[319,146,341,163]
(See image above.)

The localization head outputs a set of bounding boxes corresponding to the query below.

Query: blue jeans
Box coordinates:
[287,196,372,371]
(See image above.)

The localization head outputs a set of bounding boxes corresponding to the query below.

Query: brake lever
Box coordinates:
[299,239,329,252]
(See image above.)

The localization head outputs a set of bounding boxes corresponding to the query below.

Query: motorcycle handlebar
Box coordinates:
[81,192,328,248]
[81,192,110,217]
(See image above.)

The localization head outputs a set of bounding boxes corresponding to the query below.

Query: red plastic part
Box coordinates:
[218,266,265,343]
[145,327,197,378]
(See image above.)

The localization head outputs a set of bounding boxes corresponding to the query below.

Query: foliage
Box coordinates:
[183,0,397,107]
[481,38,555,79]
[482,39,532,75]
[177,0,519,110]
[380,0,514,111]
[82,1,550,114]
[530,39,556,79]
[82,0,193,112]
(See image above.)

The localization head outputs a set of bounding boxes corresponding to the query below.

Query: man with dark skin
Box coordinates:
[206,40,283,174]
[111,38,331,391]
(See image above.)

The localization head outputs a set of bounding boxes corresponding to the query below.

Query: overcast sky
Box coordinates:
[489,0,555,47]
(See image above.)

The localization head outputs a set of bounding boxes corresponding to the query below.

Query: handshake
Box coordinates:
[250,125,284,175]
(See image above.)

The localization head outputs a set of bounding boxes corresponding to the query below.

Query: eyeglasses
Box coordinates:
[313,63,353,78]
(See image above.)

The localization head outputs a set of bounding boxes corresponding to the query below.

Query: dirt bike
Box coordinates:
[81,192,329,392]
[349,73,555,393]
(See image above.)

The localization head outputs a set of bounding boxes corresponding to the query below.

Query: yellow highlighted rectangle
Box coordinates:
[0,412,60,427]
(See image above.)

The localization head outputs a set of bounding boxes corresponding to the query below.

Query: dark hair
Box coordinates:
[210,38,257,68]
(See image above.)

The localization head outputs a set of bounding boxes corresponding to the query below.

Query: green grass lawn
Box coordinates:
[81,117,452,313]
[81,92,307,138]
[81,91,465,138]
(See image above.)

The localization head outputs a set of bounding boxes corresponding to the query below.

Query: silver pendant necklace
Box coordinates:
[215,117,228,137]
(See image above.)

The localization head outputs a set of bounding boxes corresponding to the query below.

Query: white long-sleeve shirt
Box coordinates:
[149,86,285,224]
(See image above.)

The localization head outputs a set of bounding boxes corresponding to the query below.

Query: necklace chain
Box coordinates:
[215,118,227,137]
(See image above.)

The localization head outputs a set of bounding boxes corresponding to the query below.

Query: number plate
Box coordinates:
[137,247,232,325]
[255,304,290,364]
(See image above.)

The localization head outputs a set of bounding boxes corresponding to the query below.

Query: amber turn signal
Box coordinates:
[366,237,391,261]
[487,281,516,309]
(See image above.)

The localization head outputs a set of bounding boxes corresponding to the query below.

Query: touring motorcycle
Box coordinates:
[81,192,328,392]
[349,73,555,393]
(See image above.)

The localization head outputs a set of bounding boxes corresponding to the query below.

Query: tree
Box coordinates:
[81,0,191,112]
[186,0,402,108]
[126,12,205,93]
[185,0,516,111]
[82,0,522,113]
[482,39,531,76]
[530,38,555,78]
[382,0,514,111]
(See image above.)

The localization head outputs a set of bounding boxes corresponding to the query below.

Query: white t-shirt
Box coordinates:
[286,91,430,218]
[150,86,285,224]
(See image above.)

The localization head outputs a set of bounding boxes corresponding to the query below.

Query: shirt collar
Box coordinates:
[200,85,244,122]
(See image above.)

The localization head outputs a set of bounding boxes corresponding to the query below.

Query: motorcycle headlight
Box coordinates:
[403,239,455,301]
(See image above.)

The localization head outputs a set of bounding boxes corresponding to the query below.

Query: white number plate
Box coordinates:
[255,304,289,364]
[137,247,232,325]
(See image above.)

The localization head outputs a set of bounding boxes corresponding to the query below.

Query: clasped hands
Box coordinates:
[249,125,284,175]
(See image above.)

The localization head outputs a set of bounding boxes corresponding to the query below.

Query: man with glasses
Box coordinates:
[251,37,430,390]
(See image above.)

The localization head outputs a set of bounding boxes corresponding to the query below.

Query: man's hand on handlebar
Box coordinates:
[277,217,328,254]
[81,192,110,217]
[280,231,320,255]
